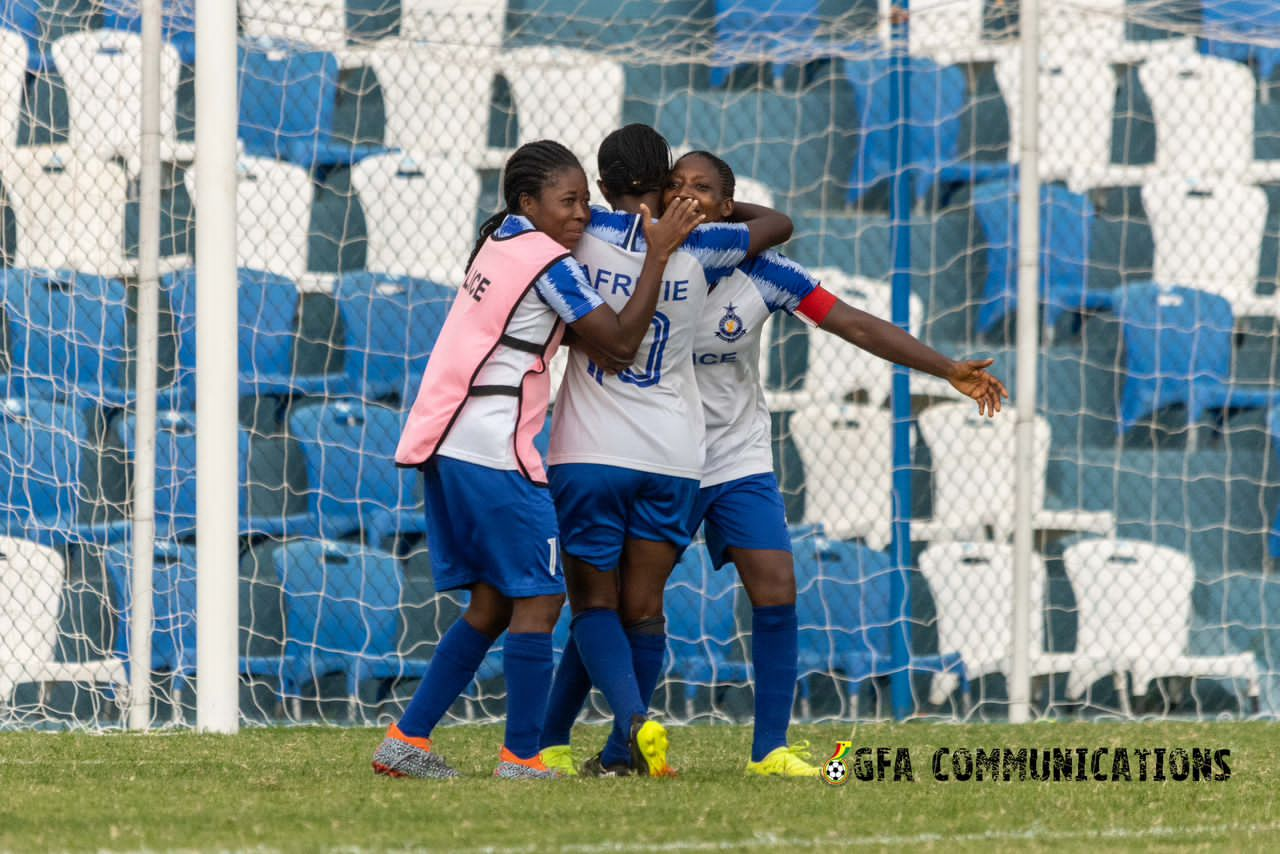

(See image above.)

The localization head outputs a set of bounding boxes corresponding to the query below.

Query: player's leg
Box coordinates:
[704,474,818,777]
[495,591,566,779]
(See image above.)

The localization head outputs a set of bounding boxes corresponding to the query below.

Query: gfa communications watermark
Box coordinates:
[819,741,1232,786]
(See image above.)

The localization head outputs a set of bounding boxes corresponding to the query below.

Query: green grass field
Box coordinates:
[3,721,1279,852]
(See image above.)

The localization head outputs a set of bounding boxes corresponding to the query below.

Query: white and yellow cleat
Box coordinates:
[539,744,578,778]
[745,742,822,778]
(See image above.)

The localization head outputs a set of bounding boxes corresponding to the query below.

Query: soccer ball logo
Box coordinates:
[820,740,853,786]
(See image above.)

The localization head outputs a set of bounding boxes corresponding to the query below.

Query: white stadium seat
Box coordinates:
[0,30,26,149]
[186,156,314,283]
[0,536,128,714]
[401,0,507,50]
[1063,538,1260,712]
[1140,53,1255,179]
[915,402,1115,543]
[52,30,189,170]
[1142,177,1270,319]
[350,151,480,286]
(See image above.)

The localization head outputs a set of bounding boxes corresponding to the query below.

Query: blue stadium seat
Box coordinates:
[0,396,129,545]
[665,544,750,713]
[1114,284,1280,435]
[115,410,314,539]
[792,534,962,714]
[0,269,177,409]
[0,0,96,72]
[274,539,430,714]
[844,56,1014,207]
[100,0,196,64]
[334,272,454,402]
[1202,0,1280,84]
[288,398,425,545]
[237,39,392,170]
[165,267,348,400]
[971,180,1104,337]
[710,0,821,88]
[105,540,282,707]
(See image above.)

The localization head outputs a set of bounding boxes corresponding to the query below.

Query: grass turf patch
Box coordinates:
[2,721,1278,851]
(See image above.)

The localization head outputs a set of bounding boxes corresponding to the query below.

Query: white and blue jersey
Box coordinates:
[548,207,750,479]
[694,250,824,487]
[436,214,603,471]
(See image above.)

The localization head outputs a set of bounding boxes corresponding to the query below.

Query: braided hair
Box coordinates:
[468,139,583,270]
[597,124,671,199]
[674,150,736,201]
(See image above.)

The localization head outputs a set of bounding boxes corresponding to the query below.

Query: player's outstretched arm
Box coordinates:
[818,299,1009,416]
[569,197,704,364]
[728,201,793,258]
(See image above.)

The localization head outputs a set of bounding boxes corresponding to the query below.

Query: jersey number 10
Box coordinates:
[588,311,670,388]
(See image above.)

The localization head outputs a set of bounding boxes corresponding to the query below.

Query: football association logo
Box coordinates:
[821,740,853,786]
[714,303,746,342]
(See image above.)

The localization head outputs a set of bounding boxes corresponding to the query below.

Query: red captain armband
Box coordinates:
[795,285,837,327]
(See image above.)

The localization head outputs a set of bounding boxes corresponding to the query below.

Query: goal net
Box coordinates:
[0,0,1277,729]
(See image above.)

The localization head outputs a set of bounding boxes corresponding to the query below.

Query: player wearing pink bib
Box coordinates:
[371,140,703,780]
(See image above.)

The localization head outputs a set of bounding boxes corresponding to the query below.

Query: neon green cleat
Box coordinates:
[539,744,578,777]
[745,742,821,778]
[631,717,677,778]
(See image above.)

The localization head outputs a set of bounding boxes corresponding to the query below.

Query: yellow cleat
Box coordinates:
[745,742,822,778]
[630,717,676,778]
[539,744,578,777]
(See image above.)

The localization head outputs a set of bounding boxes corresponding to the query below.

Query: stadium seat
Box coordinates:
[165,267,348,400]
[99,0,196,64]
[787,402,899,550]
[664,543,749,717]
[792,534,962,716]
[499,47,624,182]
[184,157,315,283]
[907,0,1004,65]
[0,29,25,148]
[0,396,129,545]
[917,541,1095,709]
[0,0,97,73]
[334,271,454,402]
[365,47,498,168]
[1040,0,1194,64]
[237,39,392,169]
[0,147,187,277]
[915,402,1116,542]
[401,0,506,48]
[114,410,314,539]
[844,56,1014,207]
[240,0,400,59]
[288,398,426,545]
[0,536,128,714]
[1113,283,1280,434]
[274,539,430,719]
[52,30,189,169]
[350,152,480,286]
[104,540,283,717]
[0,268,149,409]
[799,269,958,408]
[992,53,1117,187]
[1062,538,1260,714]
[710,0,821,88]
[1139,53,1256,179]
[1141,178,1271,320]
[1201,0,1280,87]
[971,180,1099,337]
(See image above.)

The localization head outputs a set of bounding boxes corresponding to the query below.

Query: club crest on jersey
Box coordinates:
[715,303,747,343]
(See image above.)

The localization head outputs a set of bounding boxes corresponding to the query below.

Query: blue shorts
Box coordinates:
[421,456,565,598]
[689,473,792,569]
[548,463,700,570]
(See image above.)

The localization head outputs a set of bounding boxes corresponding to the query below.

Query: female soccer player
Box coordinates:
[372,140,704,780]
[667,150,1007,776]
[538,125,793,777]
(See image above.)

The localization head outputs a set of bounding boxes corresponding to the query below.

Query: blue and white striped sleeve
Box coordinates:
[740,250,820,316]
[584,206,638,249]
[680,222,750,284]
[533,256,605,323]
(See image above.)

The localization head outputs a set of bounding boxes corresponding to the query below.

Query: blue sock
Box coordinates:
[602,626,666,766]
[503,632,554,760]
[571,609,645,764]
[540,636,593,749]
[399,618,494,739]
[751,604,798,762]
